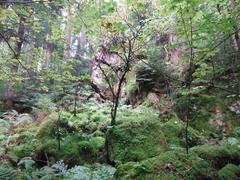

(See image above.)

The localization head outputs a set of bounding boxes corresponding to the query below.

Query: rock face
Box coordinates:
[128,64,170,106]
[106,119,168,164]
[136,65,169,94]
[190,145,240,169]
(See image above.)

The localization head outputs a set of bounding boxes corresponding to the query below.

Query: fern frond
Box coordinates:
[0,166,18,180]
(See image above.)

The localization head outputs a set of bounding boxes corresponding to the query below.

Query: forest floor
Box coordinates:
[0,90,240,179]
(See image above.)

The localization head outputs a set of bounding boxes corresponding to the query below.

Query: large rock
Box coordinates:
[161,119,204,149]
[106,119,168,164]
[218,164,240,180]
[190,145,240,169]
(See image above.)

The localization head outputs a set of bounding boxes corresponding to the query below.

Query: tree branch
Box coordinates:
[0,32,30,74]
[0,0,48,4]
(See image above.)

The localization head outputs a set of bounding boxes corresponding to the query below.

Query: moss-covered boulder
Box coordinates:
[190,145,240,169]
[34,135,105,167]
[218,164,240,180]
[174,95,222,136]
[61,135,105,166]
[115,151,217,180]
[161,119,204,149]
[36,112,76,139]
[106,119,168,164]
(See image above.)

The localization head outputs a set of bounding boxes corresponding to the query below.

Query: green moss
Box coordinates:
[233,127,240,137]
[161,119,204,148]
[190,145,240,169]
[36,113,58,138]
[73,109,111,134]
[35,139,60,165]
[174,94,222,135]
[106,119,168,163]
[126,71,138,93]
[36,112,76,139]
[218,164,240,180]
[35,135,101,166]
[116,151,216,180]
[90,136,105,149]
[61,135,105,166]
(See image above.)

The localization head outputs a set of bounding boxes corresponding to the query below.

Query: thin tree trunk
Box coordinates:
[74,85,78,116]
[6,16,25,109]
[230,0,240,51]
[66,8,72,58]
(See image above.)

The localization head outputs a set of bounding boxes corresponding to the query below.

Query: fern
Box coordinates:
[64,166,92,180]
[92,165,116,180]
[51,160,68,174]
[17,159,35,169]
[0,166,18,180]
[0,119,10,134]
[25,167,61,180]
[64,164,116,180]
[2,110,18,122]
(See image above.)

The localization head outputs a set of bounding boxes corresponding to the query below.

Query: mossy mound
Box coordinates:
[36,112,76,139]
[115,151,217,180]
[34,135,105,167]
[174,95,217,135]
[11,134,105,167]
[190,145,240,169]
[106,119,168,164]
[161,119,204,149]
[218,164,240,180]
[61,135,105,166]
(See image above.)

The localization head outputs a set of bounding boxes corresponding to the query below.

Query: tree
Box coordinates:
[94,0,153,126]
[161,0,240,153]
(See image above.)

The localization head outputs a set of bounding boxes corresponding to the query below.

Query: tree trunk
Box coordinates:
[230,0,240,51]
[65,8,72,58]
[6,16,25,109]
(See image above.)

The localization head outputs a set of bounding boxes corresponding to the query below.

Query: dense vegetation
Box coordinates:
[0,0,240,179]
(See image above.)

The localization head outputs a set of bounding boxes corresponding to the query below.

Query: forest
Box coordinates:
[0,0,240,179]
